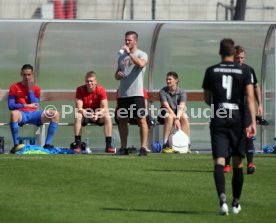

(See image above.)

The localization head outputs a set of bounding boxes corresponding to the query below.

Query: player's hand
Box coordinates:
[91,113,99,122]
[258,105,263,117]
[174,119,181,130]
[121,45,130,54]
[25,103,39,109]
[246,124,256,138]
[27,80,35,90]
[83,110,93,119]
[115,71,124,80]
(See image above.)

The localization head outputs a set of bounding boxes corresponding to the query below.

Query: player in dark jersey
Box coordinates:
[202,39,256,215]
[8,64,60,153]
[224,45,263,174]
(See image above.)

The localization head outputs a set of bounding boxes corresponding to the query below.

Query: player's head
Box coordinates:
[235,45,245,65]
[20,64,34,84]
[85,71,97,91]
[125,31,138,50]
[166,71,179,87]
[219,38,235,59]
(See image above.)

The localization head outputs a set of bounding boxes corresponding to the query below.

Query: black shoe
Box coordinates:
[256,115,269,126]
[116,148,129,155]
[138,147,148,156]
[43,144,54,149]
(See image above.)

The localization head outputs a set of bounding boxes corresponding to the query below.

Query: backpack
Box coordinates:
[168,129,190,153]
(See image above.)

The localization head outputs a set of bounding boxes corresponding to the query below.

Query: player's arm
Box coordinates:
[203,90,211,106]
[75,98,85,115]
[128,53,147,68]
[161,101,177,118]
[246,84,256,138]
[8,95,24,110]
[254,83,263,116]
[98,99,108,115]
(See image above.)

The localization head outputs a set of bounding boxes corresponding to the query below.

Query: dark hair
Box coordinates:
[21,64,33,71]
[166,71,179,80]
[125,31,138,40]
[219,38,235,57]
[235,45,245,54]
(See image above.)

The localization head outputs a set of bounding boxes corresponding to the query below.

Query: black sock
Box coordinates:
[75,136,81,144]
[232,167,244,202]
[105,137,112,148]
[225,156,231,166]
[214,165,226,203]
[246,138,254,163]
[246,151,254,164]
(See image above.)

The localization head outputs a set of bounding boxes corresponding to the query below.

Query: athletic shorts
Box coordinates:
[117,96,146,119]
[210,125,246,159]
[19,110,43,126]
[157,108,177,124]
[82,117,104,127]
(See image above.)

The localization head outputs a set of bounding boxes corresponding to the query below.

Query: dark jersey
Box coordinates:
[202,61,253,127]
[242,63,257,85]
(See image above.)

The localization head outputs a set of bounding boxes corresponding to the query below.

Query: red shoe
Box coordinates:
[224,165,231,173]
[74,148,81,153]
[247,163,256,174]
[105,147,116,154]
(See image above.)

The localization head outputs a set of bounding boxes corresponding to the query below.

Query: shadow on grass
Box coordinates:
[146,169,213,173]
[102,207,198,215]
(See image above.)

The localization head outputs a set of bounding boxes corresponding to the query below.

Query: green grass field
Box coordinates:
[0,153,275,223]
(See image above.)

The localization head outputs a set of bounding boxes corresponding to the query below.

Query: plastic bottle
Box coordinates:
[85,137,92,154]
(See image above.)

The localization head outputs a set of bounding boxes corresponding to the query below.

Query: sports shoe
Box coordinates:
[105,146,116,154]
[138,147,148,156]
[73,147,81,153]
[224,165,231,173]
[43,144,54,149]
[232,204,241,214]
[219,203,229,215]
[145,147,151,153]
[256,115,269,126]
[161,147,177,154]
[116,147,129,155]
[10,144,25,154]
[247,163,256,174]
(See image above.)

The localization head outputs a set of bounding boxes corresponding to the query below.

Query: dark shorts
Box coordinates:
[82,117,104,127]
[117,96,146,119]
[210,125,246,159]
[157,108,176,124]
[19,110,43,126]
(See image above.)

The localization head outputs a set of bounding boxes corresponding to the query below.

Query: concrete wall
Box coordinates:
[0,0,276,20]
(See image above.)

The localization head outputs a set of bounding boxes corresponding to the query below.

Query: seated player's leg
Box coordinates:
[10,110,25,153]
[41,109,60,148]
[101,111,115,153]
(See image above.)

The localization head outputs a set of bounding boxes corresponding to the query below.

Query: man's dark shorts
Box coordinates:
[210,125,246,159]
[117,96,146,119]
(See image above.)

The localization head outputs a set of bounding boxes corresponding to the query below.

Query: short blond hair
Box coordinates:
[85,71,96,78]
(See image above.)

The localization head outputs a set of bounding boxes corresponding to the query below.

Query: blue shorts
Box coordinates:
[19,110,44,126]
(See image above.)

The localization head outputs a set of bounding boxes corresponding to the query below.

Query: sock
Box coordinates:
[214,164,226,204]
[246,138,254,164]
[225,156,231,166]
[232,167,244,202]
[163,140,169,148]
[105,137,112,148]
[10,122,19,146]
[75,135,81,144]
[45,122,58,145]
[246,151,254,164]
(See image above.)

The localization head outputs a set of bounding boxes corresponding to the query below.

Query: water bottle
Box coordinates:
[85,137,92,154]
